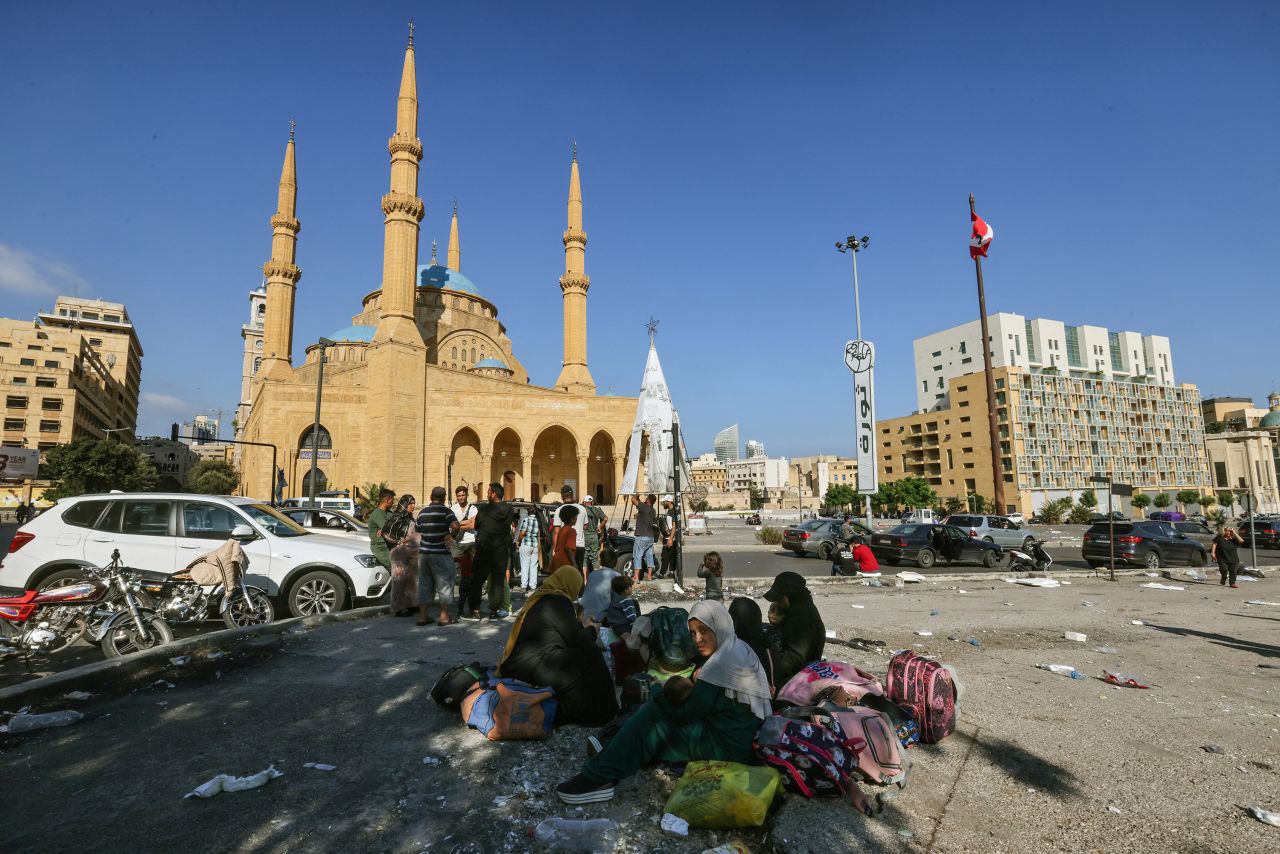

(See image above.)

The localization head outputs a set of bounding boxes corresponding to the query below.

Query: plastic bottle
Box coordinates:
[1036,664,1085,680]
[6,710,84,733]
[533,818,620,852]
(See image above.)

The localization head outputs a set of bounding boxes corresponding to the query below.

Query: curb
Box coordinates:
[0,604,390,709]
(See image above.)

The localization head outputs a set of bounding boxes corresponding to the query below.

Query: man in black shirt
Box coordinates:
[1211,526,1242,588]
[467,482,516,621]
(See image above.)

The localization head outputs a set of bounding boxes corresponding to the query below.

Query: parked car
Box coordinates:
[941,514,1034,550]
[1005,512,1025,527]
[0,493,389,617]
[781,518,873,560]
[280,494,357,515]
[868,523,1003,569]
[281,507,367,541]
[1237,519,1280,549]
[1147,511,1186,522]
[1081,520,1208,569]
[1171,520,1215,548]
[1090,511,1129,524]
[900,509,938,524]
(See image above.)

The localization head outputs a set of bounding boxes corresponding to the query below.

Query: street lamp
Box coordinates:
[835,235,873,531]
[306,337,334,508]
[102,427,130,441]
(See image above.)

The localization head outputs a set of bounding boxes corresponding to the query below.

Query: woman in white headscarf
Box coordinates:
[555,600,772,805]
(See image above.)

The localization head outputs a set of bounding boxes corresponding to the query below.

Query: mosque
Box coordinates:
[236,29,637,504]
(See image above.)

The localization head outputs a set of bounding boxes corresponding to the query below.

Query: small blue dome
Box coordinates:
[1261,409,1280,429]
[417,264,480,296]
[473,357,508,370]
[328,324,376,343]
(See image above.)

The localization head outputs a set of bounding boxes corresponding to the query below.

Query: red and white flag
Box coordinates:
[970,212,993,259]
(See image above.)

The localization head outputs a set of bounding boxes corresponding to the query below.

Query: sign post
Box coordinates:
[1092,475,1132,582]
[844,339,878,529]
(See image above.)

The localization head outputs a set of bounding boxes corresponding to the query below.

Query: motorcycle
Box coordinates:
[136,567,273,629]
[1006,539,1053,573]
[0,550,173,661]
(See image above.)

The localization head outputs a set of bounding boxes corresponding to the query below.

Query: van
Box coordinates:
[282,496,356,514]
[900,508,937,525]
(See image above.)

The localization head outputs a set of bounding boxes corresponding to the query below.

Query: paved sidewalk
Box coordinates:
[1,571,1277,852]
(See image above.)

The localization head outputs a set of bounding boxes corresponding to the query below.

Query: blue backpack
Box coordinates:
[649,606,695,671]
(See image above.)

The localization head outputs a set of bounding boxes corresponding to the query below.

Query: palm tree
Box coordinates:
[356,481,391,520]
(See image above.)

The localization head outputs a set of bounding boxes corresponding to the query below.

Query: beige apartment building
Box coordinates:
[1200,393,1280,514]
[691,453,727,492]
[790,454,858,500]
[877,366,1211,515]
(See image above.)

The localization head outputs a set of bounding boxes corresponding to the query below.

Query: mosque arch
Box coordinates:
[490,427,525,499]
[300,467,328,495]
[588,431,616,505]
[299,424,332,450]
[531,424,580,503]
[449,427,483,494]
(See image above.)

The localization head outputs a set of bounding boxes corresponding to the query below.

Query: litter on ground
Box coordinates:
[62,691,94,701]
[914,630,933,636]
[5,710,83,733]
[1102,671,1151,689]
[1008,578,1061,588]
[184,766,283,799]
[896,572,927,583]
[1140,583,1184,591]
[1064,631,1087,642]
[303,762,336,771]
[1244,600,1280,607]
[1244,805,1280,827]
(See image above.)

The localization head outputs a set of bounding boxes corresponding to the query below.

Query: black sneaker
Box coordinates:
[556,773,615,804]
[586,734,604,759]
[459,612,481,622]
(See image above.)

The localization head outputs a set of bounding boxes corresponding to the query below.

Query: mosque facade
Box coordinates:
[237,32,637,504]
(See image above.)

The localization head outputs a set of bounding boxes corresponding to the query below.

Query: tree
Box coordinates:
[1037,496,1073,524]
[1199,493,1217,511]
[967,493,988,513]
[186,459,240,495]
[872,482,901,516]
[823,483,857,513]
[895,477,937,512]
[356,481,391,517]
[1152,493,1171,510]
[1067,503,1095,524]
[1216,490,1236,515]
[1175,489,1201,512]
[42,438,159,500]
[1130,493,1151,514]
[1079,490,1098,510]
[943,496,964,515]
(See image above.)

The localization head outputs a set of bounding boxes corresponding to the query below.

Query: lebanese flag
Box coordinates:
[970,212,993,259]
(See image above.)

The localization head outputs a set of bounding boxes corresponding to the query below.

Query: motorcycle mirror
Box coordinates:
[230,525,257,541]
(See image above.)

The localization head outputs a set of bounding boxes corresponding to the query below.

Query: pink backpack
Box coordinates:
[776,660,885,707]
[884,651,960,744]
[817,704,911,788]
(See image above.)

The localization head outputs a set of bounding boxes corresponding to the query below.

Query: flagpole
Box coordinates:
[970,193,1006,514]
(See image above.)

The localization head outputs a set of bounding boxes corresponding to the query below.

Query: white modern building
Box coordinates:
[713,423,739,463]
[726,456,789,492]
[745,439,765,458]
[914,313,1175,413]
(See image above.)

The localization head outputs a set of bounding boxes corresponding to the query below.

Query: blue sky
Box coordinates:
[2,2,1277,457]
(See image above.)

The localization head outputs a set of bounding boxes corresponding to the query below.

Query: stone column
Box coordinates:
[577,454,589,499]
[480,452,492,492]
[521,454,533,502]
[613,454,625,499]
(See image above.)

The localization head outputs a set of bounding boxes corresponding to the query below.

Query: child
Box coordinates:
[603,575,640,640]
[697,551,725,601]
[763,601,787,652]
[662,674,695,706]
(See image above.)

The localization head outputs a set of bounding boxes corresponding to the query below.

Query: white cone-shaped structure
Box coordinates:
[620,341,693,496]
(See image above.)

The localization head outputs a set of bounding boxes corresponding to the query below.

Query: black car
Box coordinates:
[868,523,1003,569]
[1237,518,1280,550]
[782,518,873,560]
[1089,512,1129,524]
[1081,520,1208,569]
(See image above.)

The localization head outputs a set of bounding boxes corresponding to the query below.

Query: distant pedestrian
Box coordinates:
[15,501,28,525]
[553,505,580,575]
[659,496,681,582]
[366,488,397,571]
[467,482,515,622]
[630,494,658,581]
[1211,526,1243,588]
[697,551,724,601]
[388,495,419,617]
[515,508,541,592]
[451,486,479,616]
[582,495,607,573]
[553,485,587,572]
[416,486,461,626]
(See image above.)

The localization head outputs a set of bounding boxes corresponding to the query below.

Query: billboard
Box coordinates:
[843,340,879,495]
[0,446,39,480]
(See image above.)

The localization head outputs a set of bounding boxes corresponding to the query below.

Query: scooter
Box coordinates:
[1005,540,1053,573]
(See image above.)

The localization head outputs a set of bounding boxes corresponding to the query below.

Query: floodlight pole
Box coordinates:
[836,234,874,530]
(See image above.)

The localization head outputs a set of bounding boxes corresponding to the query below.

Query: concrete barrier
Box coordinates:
[0,604,390,709]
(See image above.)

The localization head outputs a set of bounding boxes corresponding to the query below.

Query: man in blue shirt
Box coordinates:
[416,486,460,626]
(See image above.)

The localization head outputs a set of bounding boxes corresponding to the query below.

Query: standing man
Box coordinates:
[659,496,681,582]
[451,485,479,618]
[553,484,587,574]
[469,482,516,622]
[515,508,541,592]
[1211,526,1243,589]
[582,495,607,575]
[366,488,397,572]
[415,486,461,626]
[630,493,659,582]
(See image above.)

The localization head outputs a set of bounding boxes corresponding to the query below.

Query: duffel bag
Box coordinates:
[460,678,557,741]
[884,651,960,744]
[431,661,488,710]
[776,659,885,707]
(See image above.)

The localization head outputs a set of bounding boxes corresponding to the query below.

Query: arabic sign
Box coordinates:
[843,341,878,495]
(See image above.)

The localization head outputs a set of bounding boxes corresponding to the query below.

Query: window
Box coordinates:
[19,358,35,366]
[63,500,110,529]
[35,376,54,387]
[27,345,41,351]
[3,418,23,430]
[921,381,928,394]
[44,360,59,368]
[1213,461,1228,487]
[42,398,62,411]
[299,424,332,449]
[252,356,261,374]
[88,338,103,347]
[105,314,121,322]
[452,347,457,359]
[81,311,99,320]
[257,304,266,317]
[959,342,967,354]
[37,441,56,451]
[182,501,246,540]
[11,377,26,385]
[39,420,60,432]
[6,396,28,409]
[117,500,172,536]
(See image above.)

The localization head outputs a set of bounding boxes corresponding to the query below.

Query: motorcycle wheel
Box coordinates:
[101,615,174,658]
[222,590,275,628]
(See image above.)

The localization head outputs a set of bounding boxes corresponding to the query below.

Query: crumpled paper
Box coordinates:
[184,765,283,799]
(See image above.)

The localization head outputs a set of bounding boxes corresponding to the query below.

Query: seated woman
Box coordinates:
[728,597,780,697]
[555,600,772,804]
[761,571,826,687]
[498,566,618,727]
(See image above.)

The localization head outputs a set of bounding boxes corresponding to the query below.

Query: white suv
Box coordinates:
[0,493,389,617]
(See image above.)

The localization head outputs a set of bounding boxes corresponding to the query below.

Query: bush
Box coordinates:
[1037,496,1074,524]
[755,526,784,545]
[1067,503,1095,524]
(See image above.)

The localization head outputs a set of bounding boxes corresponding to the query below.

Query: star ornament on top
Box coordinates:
[844,340,874,374]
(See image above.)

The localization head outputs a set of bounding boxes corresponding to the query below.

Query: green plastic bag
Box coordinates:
[664,760,780,829]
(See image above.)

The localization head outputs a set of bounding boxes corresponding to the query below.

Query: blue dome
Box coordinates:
[417,263,480,296]
[473,357,509,370]
[1261,409,1280,429]
[328,324,376,343]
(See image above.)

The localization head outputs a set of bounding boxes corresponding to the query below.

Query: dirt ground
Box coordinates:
[1,568,1278,853]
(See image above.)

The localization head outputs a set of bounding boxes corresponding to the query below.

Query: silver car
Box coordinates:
[1171,520,1215,548]
[942,514,1035,550]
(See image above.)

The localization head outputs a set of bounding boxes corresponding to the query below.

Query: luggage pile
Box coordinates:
[753,651,962,815]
